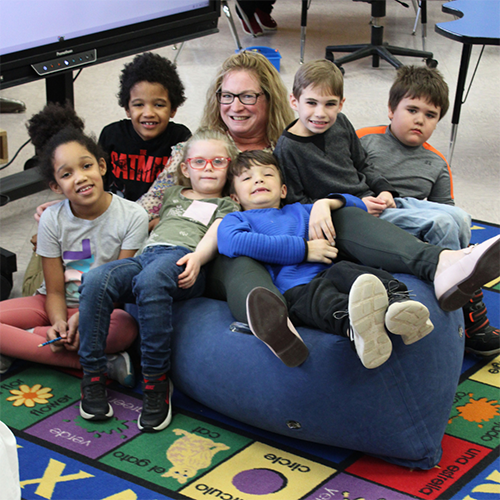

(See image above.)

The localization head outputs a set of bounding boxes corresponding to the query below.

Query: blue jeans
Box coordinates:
[379,197,471,250]
[78,245,205,377]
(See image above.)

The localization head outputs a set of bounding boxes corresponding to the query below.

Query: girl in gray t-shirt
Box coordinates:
[0,103,148,387]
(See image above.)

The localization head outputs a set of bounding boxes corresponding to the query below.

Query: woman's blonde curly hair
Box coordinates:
[200,51,294,148]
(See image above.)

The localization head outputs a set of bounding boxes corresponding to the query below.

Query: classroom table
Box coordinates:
[435,0,500,162]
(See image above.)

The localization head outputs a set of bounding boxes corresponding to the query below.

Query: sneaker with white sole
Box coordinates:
[138,376,173,432]
[0,354,14,374]
[348,274,392,369]
[246,287,309,368]
[385,297,434,345]
[106,352,135,388]
[80,374,113,420]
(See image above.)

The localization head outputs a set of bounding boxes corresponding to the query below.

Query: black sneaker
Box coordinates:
[80,374,113,420]
[138,376,173,432]
[464,289,500,356]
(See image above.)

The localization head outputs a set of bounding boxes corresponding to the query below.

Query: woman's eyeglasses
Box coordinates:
[216,91,263,105]
[186,157,231,170]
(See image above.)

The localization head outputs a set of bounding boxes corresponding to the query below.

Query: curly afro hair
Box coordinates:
[117,52,186,111]
[26,101,84,152]
[26,102,105,185]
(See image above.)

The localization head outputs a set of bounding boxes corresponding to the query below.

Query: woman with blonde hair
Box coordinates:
[200,50,293,150]
[135,51,294,321]
[138,51,293,217]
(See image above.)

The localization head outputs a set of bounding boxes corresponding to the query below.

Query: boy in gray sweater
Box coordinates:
[274,59,497,357]
[357,65,498,357]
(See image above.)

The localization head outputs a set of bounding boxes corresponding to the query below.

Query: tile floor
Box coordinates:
[1,0,499,298]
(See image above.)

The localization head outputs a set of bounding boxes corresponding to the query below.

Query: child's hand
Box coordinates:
[148,218,160,233]
[309,199,337,243]
[177,252,201,289]
[377,191,396,209]
[30,233,38,252]
[306,239,338,264]
[361,196,387,216]
[65,313,81,351]
[46,320,69,353]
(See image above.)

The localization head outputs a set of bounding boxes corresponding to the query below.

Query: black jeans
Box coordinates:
[284,261,405,336]
[206,207,444,322]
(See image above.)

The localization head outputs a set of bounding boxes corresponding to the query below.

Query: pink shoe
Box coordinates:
[246,287,309,367]
[434,235,500,311]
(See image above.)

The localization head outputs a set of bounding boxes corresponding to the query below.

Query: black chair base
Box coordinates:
[325,1,438,72]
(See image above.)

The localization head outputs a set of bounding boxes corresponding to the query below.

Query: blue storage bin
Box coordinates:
[239,46,281,72]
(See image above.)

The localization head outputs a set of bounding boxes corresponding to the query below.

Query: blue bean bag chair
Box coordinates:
[129,274,464,469]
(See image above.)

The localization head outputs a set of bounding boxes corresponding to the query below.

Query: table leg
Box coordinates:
[448,43,472,163]
[421,0,427,51]
[300,0,309,64]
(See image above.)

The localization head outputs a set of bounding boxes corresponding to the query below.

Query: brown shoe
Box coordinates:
[246,287,309,367]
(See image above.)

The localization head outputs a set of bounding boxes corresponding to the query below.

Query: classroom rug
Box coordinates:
[1,220,499,500]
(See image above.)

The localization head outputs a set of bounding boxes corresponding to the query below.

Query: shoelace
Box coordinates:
[143,385,167,412]
[83,380,106,400]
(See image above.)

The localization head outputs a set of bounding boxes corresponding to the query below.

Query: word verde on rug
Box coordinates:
[1,221,499,500]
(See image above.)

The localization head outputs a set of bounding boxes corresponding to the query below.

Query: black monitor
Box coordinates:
[0,0,221,93]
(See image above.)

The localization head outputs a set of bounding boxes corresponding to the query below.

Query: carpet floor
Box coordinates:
[1,221,499,500]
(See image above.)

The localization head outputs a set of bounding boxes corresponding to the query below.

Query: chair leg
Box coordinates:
[222,0,243,51]
[411,4,420,35]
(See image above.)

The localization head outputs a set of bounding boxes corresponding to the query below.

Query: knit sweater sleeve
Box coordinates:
[218,211,307,264]
[424,145,454,205]
[274,134,315,204]
[347,120,397,197]
[428,170,454,205]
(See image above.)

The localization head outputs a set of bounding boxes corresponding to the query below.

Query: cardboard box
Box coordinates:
[0,129,7,164]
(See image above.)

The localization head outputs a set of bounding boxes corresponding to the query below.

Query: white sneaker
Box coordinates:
[348,274,392,369]
[385,300,434,345]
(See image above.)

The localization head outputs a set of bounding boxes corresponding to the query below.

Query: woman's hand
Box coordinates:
[34,200,60,222]
[148,218,160,233]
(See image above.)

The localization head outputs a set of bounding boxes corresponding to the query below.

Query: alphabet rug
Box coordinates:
[1,221,499,500]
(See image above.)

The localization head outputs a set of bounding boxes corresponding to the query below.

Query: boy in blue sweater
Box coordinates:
[218,151,500,370]
[219,151,433,370]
